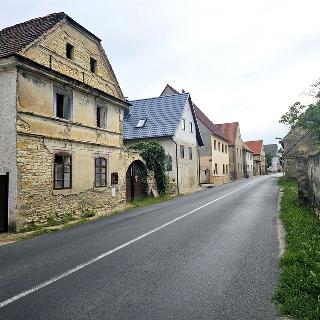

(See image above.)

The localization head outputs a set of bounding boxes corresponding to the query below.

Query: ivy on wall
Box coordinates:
[130,141,168,195]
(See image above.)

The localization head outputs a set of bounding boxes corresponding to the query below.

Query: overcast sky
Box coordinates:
[1,0,319,145]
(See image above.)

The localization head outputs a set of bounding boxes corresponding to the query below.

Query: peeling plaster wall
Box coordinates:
[0,67,17,229]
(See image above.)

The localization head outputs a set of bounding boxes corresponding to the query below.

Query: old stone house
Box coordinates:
[0,13,145,232]
[123,92,203,194]
[244,140,266,175]
[216,122,244,180]
[264,144,282,172]
[160,84,230,185]
[243,142,254,177]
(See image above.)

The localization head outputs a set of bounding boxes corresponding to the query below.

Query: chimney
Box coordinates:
[182,89,185,93]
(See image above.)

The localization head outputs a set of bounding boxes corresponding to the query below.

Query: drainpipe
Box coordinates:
[172,138,180,194]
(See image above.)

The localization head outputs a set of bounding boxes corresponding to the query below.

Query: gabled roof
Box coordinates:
[216,122,239,145]
[244,140,264,155]
[123,93,203,146]
[160,84,229,143]
[243,142,253,153]
[0,12,101,59]
[192,105,229,142]
[263,144,278,157]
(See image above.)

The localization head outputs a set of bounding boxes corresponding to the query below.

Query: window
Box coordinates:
[189,122,193,133]
[182,119,186,130]
[188,147,192,160]
[136,118,147,128]
[214,140,217,150]
[218,142,220,151]
[223,164,225,174]
[225,145,228,153]
[66,43,74,59]
[222,144,224,153]
[90,57,97,73]
[166,154,173,171]
[96,105,108,128]
[226,165,228,174]
[55,91,72,120]
[180,145,184,158]
[95,157,107,187]
[215,163,218,175]
[54,154,72,189]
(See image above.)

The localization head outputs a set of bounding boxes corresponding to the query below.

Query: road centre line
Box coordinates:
[0,179,258,309]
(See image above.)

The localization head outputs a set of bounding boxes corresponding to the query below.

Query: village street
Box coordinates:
[0,175,280,320]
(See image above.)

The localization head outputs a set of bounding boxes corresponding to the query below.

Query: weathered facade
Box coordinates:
[244,140,266,175]
[0,13,145,231]
[216,122,244,180]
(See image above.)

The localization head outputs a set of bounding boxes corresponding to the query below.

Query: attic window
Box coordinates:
[66,43,74,59]
[136,119,147,128]
[90,57,97,73]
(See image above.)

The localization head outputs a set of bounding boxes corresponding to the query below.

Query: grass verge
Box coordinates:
[273,177,320,320]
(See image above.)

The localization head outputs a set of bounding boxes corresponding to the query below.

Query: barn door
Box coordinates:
[0,173,9,232]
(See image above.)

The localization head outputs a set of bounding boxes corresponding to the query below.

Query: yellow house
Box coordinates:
[0,13,144,231]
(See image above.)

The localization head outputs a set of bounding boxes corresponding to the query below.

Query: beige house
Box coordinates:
[0,13,144,231]
[216,122,244,180]
[244,140,266,175]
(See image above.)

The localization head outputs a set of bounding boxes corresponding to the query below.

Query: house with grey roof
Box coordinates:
[160,84,231,185]
[123,93,203,193]
[264,144,282,172]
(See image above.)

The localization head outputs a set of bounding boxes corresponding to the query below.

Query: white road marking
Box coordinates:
[0,179,258,308]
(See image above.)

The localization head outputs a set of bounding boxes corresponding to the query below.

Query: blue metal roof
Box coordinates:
[123,93,189,140]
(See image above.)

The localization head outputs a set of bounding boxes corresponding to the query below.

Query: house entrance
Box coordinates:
[126,161,147,201]
[0,173,9,232]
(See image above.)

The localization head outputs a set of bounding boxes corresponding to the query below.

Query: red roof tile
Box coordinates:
[243,142,254,153]
[244,140,264,155]
[216,122,239,145]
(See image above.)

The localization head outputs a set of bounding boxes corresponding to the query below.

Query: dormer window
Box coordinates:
[66,43,74,60]
[90,57,97,73]
[136,118,147,128]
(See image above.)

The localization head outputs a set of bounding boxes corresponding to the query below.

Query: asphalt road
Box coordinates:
[0,175,280,319]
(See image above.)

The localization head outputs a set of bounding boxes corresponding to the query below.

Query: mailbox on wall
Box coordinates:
[111,172,118,185]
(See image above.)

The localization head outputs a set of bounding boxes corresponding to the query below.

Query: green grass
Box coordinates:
[130,194,179,209]
[274,177,320,320]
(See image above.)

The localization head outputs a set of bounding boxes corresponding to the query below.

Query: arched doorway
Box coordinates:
[126,160,147,201]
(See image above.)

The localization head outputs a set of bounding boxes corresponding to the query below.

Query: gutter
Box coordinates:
[171,138,180,194]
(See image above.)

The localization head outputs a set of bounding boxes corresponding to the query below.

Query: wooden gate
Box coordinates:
[0,173,9,232]
[126,161,146,202]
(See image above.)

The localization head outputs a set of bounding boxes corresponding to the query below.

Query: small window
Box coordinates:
[225,145,228,153]
[215,163,218,175]
[95,157,107,187]
[180,145,184,158]
[223,164,225,174]
[97,105,108,128]
[166,154,173,171]
[111,172,118,185]
[218,142,221,151]
[66,43,74,59]
[136,118,147,128]
[189,122,193,133]
[182,119,186,131]
[54,154,72,189]
[214,140,216,150]
[90,57,97,73]
[222,144,224,153]
[188,147,192,160]
[55,92,72,120]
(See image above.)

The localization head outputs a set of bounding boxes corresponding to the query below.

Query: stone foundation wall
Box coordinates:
[209,175,230,185]
[16,134,145,230]
[307,153,320,218]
